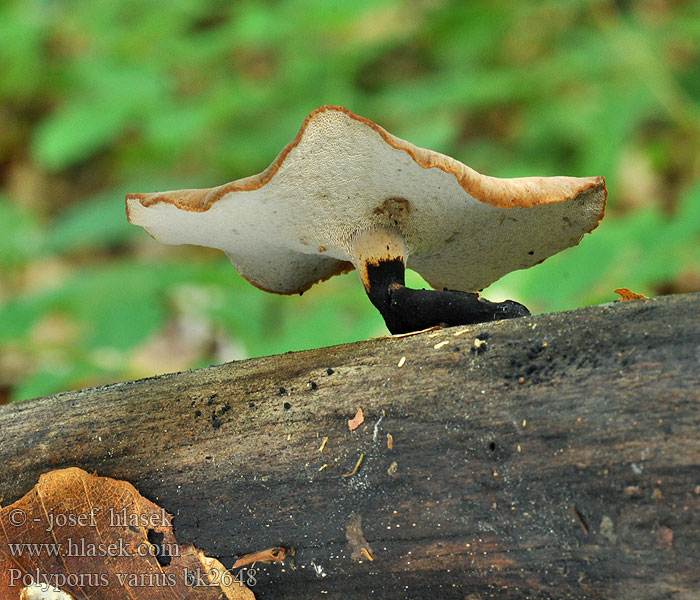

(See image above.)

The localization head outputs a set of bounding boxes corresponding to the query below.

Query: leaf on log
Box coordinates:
[614,287,648,301]
[232,547,286,570]
[0,467,254,600]
[347,408,364,431]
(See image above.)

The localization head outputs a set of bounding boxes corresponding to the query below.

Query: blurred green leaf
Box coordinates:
[33,101,130,170]
[0,195,43,269]
[44,192,136,254]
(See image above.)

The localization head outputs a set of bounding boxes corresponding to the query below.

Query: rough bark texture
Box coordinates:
[1,292,699,599]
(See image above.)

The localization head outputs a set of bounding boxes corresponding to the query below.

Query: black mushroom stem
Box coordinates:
[365,258,530,335]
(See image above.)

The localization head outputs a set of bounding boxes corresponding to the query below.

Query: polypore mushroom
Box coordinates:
[126,105,606,334]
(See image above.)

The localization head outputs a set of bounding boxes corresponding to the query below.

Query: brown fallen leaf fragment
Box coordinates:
[0,467,254,600]
[232,547,286,569]
[348,407,365,431]
[614,287,648,301]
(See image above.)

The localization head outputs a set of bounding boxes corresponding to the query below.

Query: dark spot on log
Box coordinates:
[221,402,231,414]
[212,411,221,429]
[147,529,171,566]
[527,343,545,359]
[489,441,496,451]
[207,393,218,406]
[326,368,334,375]
[284,402,292,410]
[194,410,202,418]
[477,332,491,340]
[307,381,318,391]
[279,387,287,396]
[528,250,535,255]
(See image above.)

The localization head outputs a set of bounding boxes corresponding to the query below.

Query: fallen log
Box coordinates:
[1,292,699,599]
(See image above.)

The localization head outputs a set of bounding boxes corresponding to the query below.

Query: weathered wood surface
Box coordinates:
[1,292,699,599]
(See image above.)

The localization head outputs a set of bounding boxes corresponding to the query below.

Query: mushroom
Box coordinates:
[126,105,606,334]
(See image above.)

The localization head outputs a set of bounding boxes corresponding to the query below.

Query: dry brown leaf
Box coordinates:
[348,407,365,431]
[614,287,648,301]
[0,467,254,600]
[232,547,286,569]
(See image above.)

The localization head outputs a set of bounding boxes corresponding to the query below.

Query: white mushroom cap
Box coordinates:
[126,105,606,294]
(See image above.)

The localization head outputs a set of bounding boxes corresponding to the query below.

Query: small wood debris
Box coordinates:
[372,413,384,441]
[233,546,286,569]
[614,287,648,301]
[453,328,471,337]
[319,436,329,452]
[573,507,590,534]
[624,485,643,498]
[397,356,406,368]
[433,340,450,350]
[343,453,365,478]
[318,463,328,472]
[392,325,441,338]
[387,461,398,475]
[348,408,365,431]
[387,433,394,450]
[346,512,373,563]
[655,526,674,549]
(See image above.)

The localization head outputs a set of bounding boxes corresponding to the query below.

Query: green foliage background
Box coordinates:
[1,0,699,401]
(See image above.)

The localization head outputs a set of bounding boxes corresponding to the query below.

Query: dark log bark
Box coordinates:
[1,292,699,599]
